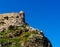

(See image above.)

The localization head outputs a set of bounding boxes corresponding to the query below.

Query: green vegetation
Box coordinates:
[0,23,45,47]
[0,24,35,47]
[0,23,51,47]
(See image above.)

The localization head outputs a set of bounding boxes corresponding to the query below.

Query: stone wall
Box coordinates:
[0,11,25,31]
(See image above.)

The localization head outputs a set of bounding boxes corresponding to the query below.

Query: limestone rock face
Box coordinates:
[0,11,52,47]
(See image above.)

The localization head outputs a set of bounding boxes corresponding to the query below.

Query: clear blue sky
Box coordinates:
[0,0,60,47]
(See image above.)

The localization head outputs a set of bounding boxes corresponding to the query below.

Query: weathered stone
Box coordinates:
[0,11,52,47]
[0,11,25,31]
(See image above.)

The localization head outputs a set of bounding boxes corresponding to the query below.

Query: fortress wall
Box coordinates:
[0,11,25,31]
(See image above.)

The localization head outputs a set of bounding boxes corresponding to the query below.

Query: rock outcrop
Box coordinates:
[0,11,52,47]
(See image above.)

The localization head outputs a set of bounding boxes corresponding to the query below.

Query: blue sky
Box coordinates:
[0,0,60,47]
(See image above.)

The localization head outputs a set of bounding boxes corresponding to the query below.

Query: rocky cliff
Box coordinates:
[0,11,52,47]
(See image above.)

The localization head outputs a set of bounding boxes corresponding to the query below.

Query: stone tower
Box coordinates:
[19,11,25,22]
